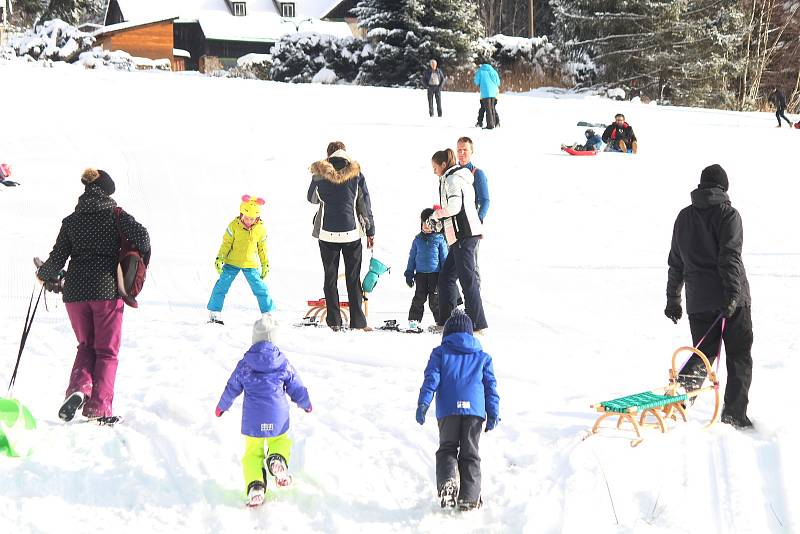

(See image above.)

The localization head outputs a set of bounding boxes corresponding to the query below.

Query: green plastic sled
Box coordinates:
[0,398,37,457]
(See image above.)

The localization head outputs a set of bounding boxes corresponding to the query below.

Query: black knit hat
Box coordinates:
[443,308,473,337]
[420,207,435,224]
[699,164,728,192]
[81,168,115,195]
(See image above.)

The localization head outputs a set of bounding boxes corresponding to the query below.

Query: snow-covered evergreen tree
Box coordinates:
[353,0,484,87]
[551,0,745,108]
[37,0,105,26]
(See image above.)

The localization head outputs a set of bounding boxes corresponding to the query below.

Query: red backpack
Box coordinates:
[114,207,150,308]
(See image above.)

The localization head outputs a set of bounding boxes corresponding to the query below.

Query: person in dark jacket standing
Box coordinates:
[602,113,638,153]
[768,87,793,127]
[308,141,375,330]
[664,164,753,429]
[36,168,150,424]
[416,309,500,511]
[422,59,446,118]
[404,208,448,330]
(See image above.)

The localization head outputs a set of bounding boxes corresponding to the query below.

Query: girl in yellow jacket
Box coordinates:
[207,195,274,324]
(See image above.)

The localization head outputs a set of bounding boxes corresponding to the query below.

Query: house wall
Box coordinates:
[99,21,175,63]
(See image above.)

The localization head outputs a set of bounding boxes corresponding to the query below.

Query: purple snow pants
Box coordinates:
[64,299,124,418]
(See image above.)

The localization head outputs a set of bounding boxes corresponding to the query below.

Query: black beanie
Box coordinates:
[82,168,115,195]
[699,164,728,192]
[420,207,435,224]
[442,308,473,337]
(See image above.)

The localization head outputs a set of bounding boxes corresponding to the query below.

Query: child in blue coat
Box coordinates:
[416,309,500,511]
[404,208,448,330]
[216,315,312,506]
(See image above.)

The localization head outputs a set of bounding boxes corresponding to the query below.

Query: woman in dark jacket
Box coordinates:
[307,141,375,330]
[37,168,150,423]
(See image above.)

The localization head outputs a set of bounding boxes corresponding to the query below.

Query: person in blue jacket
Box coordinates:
[215,315,313,506]
[405,208,448,330]
[416,309,500,511]
[473,64,501,129]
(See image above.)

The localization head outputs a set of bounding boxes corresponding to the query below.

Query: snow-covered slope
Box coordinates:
[0,61,797,533]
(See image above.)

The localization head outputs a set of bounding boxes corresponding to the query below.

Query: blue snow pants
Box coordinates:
[207,265,275,313]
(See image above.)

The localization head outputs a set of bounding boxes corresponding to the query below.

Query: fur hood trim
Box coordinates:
[309,158,362,185]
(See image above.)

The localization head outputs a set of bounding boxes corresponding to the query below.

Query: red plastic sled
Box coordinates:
[561,146,597,156]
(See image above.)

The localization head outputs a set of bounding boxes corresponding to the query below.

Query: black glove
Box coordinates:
[43,279,63,294]
[664,299,682,324]
[404,271,415,288]
[722,298,738,319]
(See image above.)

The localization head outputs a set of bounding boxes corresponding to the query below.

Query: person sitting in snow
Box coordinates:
[416,309,500,511]
[216,315,312,506]
[405,208,449,330]
[207,195,274,325]
[602,113,638,153]
[563,129,604,152]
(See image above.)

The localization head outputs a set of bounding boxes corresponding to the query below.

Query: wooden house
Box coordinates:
[102,0,356,71]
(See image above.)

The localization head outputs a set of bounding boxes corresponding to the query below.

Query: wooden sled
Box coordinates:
[304,298,349,325]
[590,346,720,447]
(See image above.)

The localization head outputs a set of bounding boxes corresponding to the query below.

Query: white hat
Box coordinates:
[252,314,279,345]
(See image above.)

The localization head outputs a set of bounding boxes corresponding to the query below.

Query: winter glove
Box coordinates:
[722,297,738,319]
[404,271,415,288]
[215,257,224,275]
[416,404,429,425]
[664,299,682,324]
[260,263,270,280]
[485,416,500,433]
[40,278,63,294]
[215,406,223,417]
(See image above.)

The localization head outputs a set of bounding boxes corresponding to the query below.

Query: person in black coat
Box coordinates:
[601,113,638,153]
[307,141,375,330]
[768,87,793,127]
[37,168,150,423]
[422,59,446,118]
[664,164,753,429]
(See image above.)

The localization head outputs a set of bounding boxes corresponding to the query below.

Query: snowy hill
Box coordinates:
[0,61,798,533]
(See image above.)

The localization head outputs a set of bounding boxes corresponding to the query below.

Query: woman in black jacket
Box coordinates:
[37,168,150,423]
[307,142,375,330]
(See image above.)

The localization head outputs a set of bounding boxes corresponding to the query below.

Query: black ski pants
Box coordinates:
[318,239,367,329]
[408,271,440,323]
[680,306,753,421]
[438,236,487,329]
[436,415,483,504]
[776,107,792,126]
[477,100,500,127]
[427,86,442,117]
[479,98,497,129]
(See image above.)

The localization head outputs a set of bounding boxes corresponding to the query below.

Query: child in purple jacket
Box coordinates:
[215,315,312,506]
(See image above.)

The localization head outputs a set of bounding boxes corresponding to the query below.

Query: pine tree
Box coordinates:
[551,0,745,108]
[353,0,484,87]
[37,0,104,26]
[353,0,425,86]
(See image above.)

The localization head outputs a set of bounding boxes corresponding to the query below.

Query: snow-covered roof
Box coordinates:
[112,0,348,21]
[111,0,352,42]
[94,18,178,37]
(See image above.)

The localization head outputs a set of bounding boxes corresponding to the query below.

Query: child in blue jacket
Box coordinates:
[404,208,448,330]
[215,315,312,506]
[416,309,500,511]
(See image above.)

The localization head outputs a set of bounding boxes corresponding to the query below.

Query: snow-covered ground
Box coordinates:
[1,60,798,533]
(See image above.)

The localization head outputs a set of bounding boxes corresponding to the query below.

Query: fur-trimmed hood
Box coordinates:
[309,156,362,185]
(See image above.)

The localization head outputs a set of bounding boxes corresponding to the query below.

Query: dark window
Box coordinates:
[233,2,246,16]
[281,3,295,18]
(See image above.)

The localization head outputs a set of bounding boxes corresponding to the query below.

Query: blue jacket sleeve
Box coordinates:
[217,361,245,411]
[473,169,490,222]
[405,237,418,278]
[307,179,320,204]
[417,349,442,407]
[284,363,311,411]
[473,70,480,87]
[482,354,500,419]
[357,174,376,237]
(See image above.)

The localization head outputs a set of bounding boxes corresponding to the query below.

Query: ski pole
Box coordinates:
[7,285,44,396]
